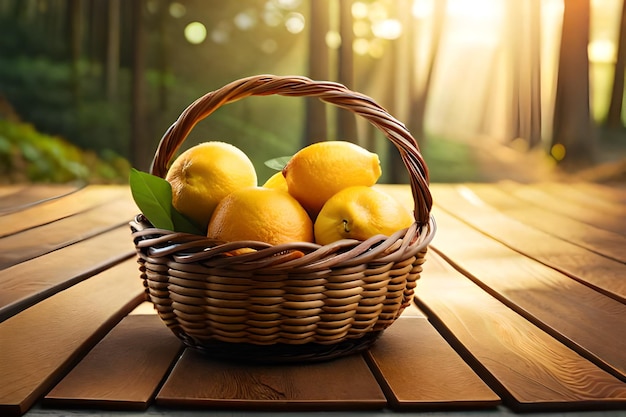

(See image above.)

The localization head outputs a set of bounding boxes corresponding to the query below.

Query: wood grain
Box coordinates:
[0,185,133,238]
[431,185,626,303]
[0,184,80,215]
[497,181,626,234]
[365,317,500,410]
[0,258,145,417]
[0,226,136,321]
[416,252,626,411]
[44,314,182,410]
[428,208,626,382]
[0,186,25,199]
[534,182,626,217]
[572,182,626,204]
[466,183,626,263]
[157,349,387,411]
[0,198,138,270]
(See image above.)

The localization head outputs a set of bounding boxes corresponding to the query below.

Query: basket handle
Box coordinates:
[150,74,432,226]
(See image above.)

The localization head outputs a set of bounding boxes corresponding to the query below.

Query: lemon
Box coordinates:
[282,141,382,218]
[165,141,257,232]
[314,186,414,245]
[262,171,288,191]
[207,186,314,245]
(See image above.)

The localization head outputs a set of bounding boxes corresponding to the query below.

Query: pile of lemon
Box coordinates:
[166,140,414,246]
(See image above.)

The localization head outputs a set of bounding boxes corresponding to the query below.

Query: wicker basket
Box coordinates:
[130,75,435,363]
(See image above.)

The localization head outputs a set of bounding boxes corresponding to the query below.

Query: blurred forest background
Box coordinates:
[0,0,625,184]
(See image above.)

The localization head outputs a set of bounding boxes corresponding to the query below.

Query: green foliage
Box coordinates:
[421,136,482,183]
[0,119,130,183]
[0,56,131,159]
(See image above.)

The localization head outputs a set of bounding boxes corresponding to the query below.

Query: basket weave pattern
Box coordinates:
[130,75,435,361]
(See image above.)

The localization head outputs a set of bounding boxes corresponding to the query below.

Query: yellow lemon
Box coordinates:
[282,141,382,218]
[207,186,314,245]
[262,171,288,191]
[314,186,414,245]
[165,141,257,232]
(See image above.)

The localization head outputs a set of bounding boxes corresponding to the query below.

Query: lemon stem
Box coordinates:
[343,219,350,233]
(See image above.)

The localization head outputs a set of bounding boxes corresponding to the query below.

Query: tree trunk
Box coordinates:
[408,0,446,143]
[87,0,104,75]
[528,0,542,147]
[68,0,83,105]
[131,0,150,171]
[508,0,542,148]
[157,0,170,112]
[104,0,120,102]
[552,0,594,166]
[606,0,626,129]
[387,0,413,184]
[305,0,330,145]
[337,0,357,142]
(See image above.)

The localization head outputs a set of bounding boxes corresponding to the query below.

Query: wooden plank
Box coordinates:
[156,349,387,411]
[466,183,626,264]
[497,181,626,234]
[428,208,626,382]
[128,301,158,315]
[0,186,26,199]
[0,198,138,270]
[538,182,626,212]
[573,182,626,204]
[431,185,626,303]
[0,184,80,215]
[415,251,626,412]
[0,258,145,417]
[365,317,500,410]
[44,314,182,410]
[399,300,425,317]
[0,185,134,238]
[0,226,136,322]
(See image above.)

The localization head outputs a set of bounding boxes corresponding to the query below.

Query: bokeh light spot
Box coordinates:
[272,0,301,9]
[234,9,257,30]
[325,30,342,49]
[169,2,186,18]
[211,26,229,44]
[550,144,566,161]
[413,0,433,19]
[184,22,207,44]
[353,38,369,55]
[352,2,369,19]
[372,18,402,40]
[285,12,305,33]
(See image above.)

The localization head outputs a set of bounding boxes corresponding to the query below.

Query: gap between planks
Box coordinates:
[44,314,182,411]
[0,258,145,417]
[415,250,626,412]
[427,207,626,382]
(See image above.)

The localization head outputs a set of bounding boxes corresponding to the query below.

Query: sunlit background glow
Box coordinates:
[1,0,623,182]
[172,0,623,153]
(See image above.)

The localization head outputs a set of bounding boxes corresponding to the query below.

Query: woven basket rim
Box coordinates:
[130,214,436,271]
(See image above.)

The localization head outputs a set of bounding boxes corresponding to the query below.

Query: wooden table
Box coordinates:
[1,182,625,417]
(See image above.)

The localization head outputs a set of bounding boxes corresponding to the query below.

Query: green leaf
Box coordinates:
[129,168,175,230]
[171,207,205,235]
[264,155,292,171]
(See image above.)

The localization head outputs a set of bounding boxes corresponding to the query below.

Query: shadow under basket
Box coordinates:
[130,74,436,363]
